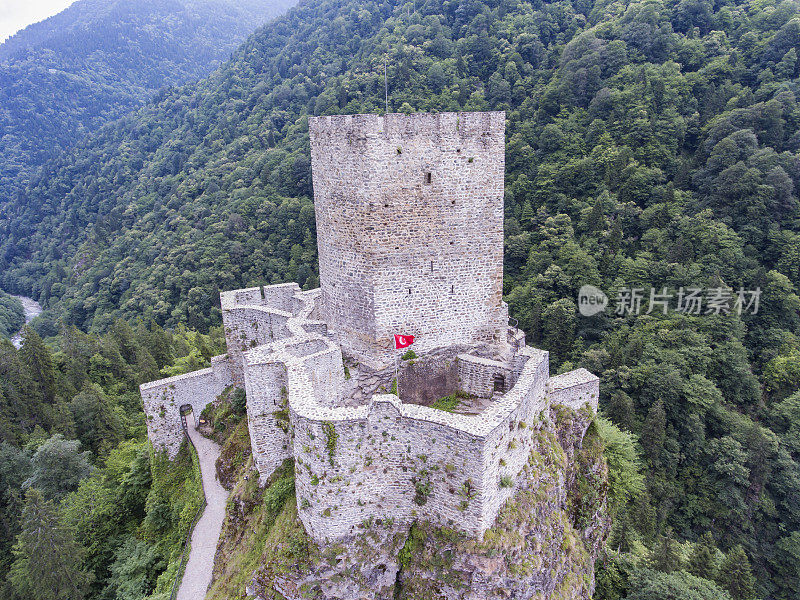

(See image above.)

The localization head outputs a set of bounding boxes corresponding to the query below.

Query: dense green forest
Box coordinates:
[0,0,799,597]
[0,0,297,203]
[0,322,226,600]
[0,293,24,339]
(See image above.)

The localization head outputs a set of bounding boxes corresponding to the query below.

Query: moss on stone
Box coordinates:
[322,421,338,467]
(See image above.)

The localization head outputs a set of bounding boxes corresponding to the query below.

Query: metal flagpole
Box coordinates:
[384,60,389,114]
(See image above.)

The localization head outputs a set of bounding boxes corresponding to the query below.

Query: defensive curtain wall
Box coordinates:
[141,110,599,545]
[141,282,599,544]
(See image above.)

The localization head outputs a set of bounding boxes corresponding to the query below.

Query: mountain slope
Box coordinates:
[1,0,800,594]
[0,0,297,199]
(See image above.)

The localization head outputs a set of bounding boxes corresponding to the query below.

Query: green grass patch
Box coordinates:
[206,462,300,600]
[430,390,472,412]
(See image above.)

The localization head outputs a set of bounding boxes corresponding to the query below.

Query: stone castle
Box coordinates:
[140,111,599,545]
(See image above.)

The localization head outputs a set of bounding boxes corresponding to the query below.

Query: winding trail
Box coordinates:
[178,418,228,600]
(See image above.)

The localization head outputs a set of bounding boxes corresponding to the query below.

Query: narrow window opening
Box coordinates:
[430,260,434,272]
[425,172,432,184]
[450,284,454,294]
[408,288,412,295]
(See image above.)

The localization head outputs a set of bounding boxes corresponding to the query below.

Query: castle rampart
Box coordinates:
[548,369,599,413]
[140,111,601,547]
[141,356,235,457]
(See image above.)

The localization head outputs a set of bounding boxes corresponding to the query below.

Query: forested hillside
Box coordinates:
[0,322,226,600]
[0,292,24,339]
[0,0,297,201]
[1,0,799,597]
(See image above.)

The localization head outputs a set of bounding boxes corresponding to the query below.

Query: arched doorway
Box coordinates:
[179,404,193,430]
[493,373,506,393]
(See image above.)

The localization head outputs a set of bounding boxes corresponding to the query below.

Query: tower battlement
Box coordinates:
[308,111,505,142]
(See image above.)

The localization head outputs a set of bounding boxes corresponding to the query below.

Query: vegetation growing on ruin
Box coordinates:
[322,422,338,467]
[430,390,472,412]
[201,386,249,442]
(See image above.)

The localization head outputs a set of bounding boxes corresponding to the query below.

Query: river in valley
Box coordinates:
[10,295,43,348]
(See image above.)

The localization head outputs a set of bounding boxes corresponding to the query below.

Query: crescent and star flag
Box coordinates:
[394,334,415,349]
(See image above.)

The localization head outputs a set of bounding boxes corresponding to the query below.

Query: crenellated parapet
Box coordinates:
[308,111,505,143]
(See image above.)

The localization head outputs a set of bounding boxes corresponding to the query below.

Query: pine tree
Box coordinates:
[633,489,657,542]
[8,489,93,600]
[689,532,718,580]
[610,508,637,553]
[716,545,756,600]
[588,195,605,232]
[542,298,576,366]
[520,200,534,224]
[607,219,623,255]
[19,327,56,404]
[641,400,667,467]
[652,527,682,573]
[144,322,172,369]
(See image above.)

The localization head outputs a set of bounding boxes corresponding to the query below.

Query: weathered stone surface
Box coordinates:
[310,112,509,368]
[139,112,603,579]
[245,407,609,600]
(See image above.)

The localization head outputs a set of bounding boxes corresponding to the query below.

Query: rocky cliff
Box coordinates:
[206,403,609,600]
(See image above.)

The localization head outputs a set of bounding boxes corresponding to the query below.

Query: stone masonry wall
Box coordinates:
[292,394,487,543]
[236,283,555,543]
[309,112,508,368]
[290,343,552,544]
[548,369,600,413]
[142,283,310,458]
[396,351,460,405]
[141,357,234,457]
[243,360,291,480]
[479,348,549,525]
[457,354,512,398]
[142,280,599,545]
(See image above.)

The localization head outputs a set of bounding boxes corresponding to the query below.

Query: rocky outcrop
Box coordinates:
[244,404,609,600]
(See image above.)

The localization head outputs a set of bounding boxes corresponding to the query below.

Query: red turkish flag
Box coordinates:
[394,334,415,349]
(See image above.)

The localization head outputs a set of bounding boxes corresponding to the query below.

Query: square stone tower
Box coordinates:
[309,111,508,368]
